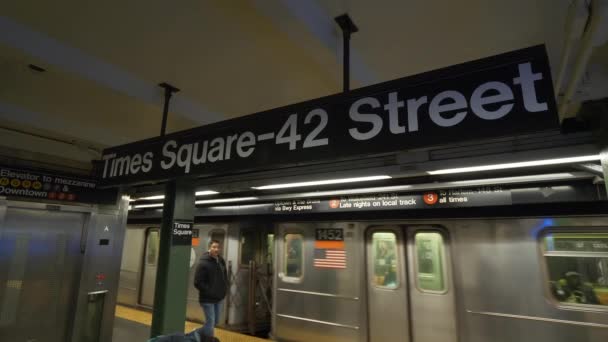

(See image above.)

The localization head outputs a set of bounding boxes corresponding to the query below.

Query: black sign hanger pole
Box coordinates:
[335,14,359,92]
[151,82,193,338]
[158,82,180,136]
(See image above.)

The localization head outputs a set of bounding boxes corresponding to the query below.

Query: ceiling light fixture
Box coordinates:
[296,185,413,198]
[427,155,601,175]
[195,190,220,196]
[259,172,589,200]
[208,204,270,210]
[137,195,165,201]
[132,203,164,209]
[196,197,258,205]
[252,175,392,190]
[135,190,219,201]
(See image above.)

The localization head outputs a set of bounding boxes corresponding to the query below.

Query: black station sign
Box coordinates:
[273,186,512,214]
[171,220,193,246]
[125,182,603,218]
[99,45,558,186]
[0,165,117,204]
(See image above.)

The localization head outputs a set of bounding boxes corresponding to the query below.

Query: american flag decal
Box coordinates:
[314,240,347,269]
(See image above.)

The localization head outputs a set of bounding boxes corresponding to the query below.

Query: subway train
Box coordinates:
[118,222,274,334]
[118,213,608,341]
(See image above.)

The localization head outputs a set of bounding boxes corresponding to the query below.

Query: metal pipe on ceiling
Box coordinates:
[0,126,101,156]
[559,0,606,119]
[555,0,588,98]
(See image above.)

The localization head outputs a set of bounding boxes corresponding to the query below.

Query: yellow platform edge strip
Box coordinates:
[115,305,268,342]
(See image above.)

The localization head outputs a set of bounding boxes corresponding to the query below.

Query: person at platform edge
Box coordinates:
[194,239,228,337]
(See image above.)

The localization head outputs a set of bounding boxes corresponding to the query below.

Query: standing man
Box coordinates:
[194,239,228,337]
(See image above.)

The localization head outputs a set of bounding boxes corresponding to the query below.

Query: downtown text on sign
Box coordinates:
[99,46,558,186]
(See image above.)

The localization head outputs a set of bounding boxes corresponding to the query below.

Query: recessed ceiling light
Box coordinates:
[195,190,220,196]
[196,197,258,205]
[427,155,601,175]
[134,190,219,201]
[252,175,392,190]
[132,203,164,209]
[255,172,588,200]
[137,195,165,201]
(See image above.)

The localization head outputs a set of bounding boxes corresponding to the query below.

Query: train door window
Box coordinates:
[209,230,225,250]
[266,234,275,265]
[145,229,160,265]
[284,234,303,280]
[240,229,258,266]
[542,232,608,307]
[414,231,446,292]
[371,232,399,289]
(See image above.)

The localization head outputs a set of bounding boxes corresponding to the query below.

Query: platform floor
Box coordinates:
[112,305,268,342]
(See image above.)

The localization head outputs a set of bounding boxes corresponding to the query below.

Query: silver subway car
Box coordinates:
[273,217,608,342]
[118,216,608,341]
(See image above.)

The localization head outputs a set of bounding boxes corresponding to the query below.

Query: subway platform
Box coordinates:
[112,305,268,342]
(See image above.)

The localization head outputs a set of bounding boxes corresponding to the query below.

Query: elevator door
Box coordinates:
[0,206,86,342]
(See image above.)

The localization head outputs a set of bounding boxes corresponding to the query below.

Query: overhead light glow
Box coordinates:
[196,197,258,205]
[252,175,392,190]
[262,172,589,200]
[447,173,579,185]
[138,195,165,201]
[134,190,219,201]
[209,204,270,210]
[195,190,220,196]
[427,155,601,175]
[296,185,413,197]
[132,203,164,209]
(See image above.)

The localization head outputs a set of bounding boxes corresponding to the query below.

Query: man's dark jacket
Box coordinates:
[194,252,227,303]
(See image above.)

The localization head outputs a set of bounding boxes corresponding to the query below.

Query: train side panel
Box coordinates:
[274,222,367,342]
[452,217,608,342]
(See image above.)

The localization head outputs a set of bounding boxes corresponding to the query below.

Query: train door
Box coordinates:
[139,227,160,307]
[366,227,410,342]
[0,204,86,342]
[365,226,457,342]
[232,226,274,333]
[274,223,364,342]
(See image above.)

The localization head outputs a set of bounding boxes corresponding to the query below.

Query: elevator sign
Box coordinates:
[98,45,558,186]
[0,165,117,204]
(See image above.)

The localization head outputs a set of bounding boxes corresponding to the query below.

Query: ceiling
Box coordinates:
[1,0,606,174]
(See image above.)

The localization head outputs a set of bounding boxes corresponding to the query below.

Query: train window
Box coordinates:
[542,232,608,307]
[240,229,258,266]
[266,234,275,265]
[372,232,399,289]
[284,234,303,280]
[415,232,446,292]
[145,229,160,266]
